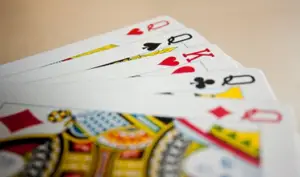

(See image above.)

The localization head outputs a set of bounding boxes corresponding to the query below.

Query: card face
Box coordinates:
[135,68,276,100]
[0,16,185,78]
[57,68,274,101]
[22,68,274,103]
[35,44,236,84]
[139,54,237,77]
[1,28,208,84]
[0,96,297,177]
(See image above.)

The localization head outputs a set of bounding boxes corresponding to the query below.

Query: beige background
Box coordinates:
[1,0,299,124]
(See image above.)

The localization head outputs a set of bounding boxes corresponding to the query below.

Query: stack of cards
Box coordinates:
[0,16,298,177]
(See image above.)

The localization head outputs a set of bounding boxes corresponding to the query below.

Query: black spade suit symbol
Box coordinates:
[142,42,161,51]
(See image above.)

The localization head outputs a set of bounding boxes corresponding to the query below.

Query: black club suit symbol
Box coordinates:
[190,77,215,89]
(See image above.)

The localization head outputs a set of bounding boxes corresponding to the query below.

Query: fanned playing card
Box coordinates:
[0,16,185,78]
[0,28,208,84]
[0,68,274,103]
[32,44,237,84]
[0,93,298,177]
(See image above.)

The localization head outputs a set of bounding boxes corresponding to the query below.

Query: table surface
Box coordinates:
[1,0,300,126]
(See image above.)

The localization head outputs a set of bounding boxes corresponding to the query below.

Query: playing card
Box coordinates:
[0,16,185,78]
[0,93,297,177]
[51,68,273,101]
[139,55,238,77]
[24,68,275,102]
[34,44,237,84]
[136,68,276,100]
[0,28,208,84]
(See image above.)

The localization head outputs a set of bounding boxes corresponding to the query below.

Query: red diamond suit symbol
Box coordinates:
[209,106,231,119]
[0,110,42,133]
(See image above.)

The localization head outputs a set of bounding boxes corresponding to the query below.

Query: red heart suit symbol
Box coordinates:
[172,66,195,74]
[158,56,179,66]
[127,28,143,35]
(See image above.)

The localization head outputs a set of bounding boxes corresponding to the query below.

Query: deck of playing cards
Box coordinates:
[0,16,298,177]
